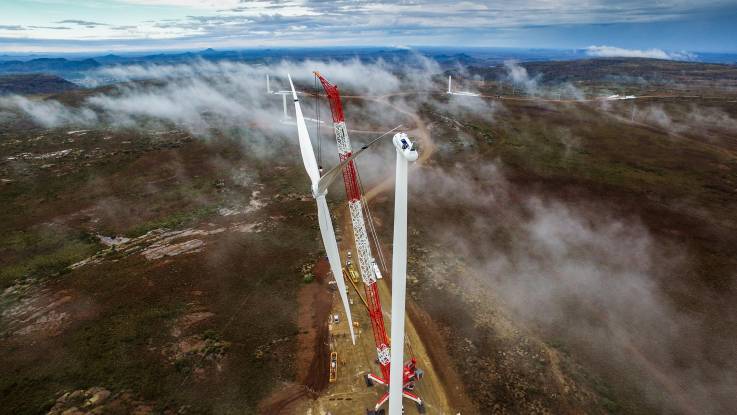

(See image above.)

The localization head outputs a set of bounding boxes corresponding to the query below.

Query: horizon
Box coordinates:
[1,46,737,66]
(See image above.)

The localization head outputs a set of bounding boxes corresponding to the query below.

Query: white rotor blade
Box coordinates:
[288,73,319,186]
[288,73,354,344]
[316,194,356,344]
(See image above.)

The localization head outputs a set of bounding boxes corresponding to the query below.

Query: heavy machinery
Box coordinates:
[330,352,338,383]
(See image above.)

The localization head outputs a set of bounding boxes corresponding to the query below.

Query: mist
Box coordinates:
[411,161,737,414]
[503,60,541,95]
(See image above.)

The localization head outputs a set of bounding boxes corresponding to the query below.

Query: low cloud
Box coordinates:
[0,57,484,162]
[0,96,98,127]
[414,161,736,414]
[586,45,697,61]
[503,60,540,94]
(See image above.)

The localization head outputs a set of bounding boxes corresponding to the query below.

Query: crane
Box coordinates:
[313,72,425,413]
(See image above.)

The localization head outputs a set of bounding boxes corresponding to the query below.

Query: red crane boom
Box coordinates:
[315,72,391,379]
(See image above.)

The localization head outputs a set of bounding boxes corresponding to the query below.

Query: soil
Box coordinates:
[406,300,477,413]
[300,258,333,392]
[258,258,332,414]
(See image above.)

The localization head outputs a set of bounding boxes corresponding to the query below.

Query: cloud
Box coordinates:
[2,1,734,51]
[0,56,469,159]
[0,96,98,127]
[503,60,540,94]
[586,45,697,61]
[0,25,26,31]
[56,20,108,27]
[120,0,242,8]
[29,26,72,30]
[631,102,737,141]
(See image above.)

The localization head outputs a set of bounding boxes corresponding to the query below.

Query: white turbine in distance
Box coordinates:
[388,132,419,415]
[268,74,325,124]
[447,75,481,97]
[604,94,636,100]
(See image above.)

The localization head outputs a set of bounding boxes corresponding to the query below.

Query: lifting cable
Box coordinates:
[356,167,388,273]
[314,74,322,170]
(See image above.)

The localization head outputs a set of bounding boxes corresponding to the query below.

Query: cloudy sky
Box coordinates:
[1,0,736,53]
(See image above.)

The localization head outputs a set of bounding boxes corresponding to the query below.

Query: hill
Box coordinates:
[0,74,79,95]
[469,57,737,84]
[0,58,101,74]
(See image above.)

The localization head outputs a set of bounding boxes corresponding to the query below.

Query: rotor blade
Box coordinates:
[317,124,404,195]
[316,194,356,345]
[388,148,410,415]
[288,73,320,186]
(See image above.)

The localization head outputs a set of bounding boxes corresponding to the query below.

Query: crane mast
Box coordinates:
[314,72,392,378]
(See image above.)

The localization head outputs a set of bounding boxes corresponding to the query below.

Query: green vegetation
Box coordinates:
[126,205,219,237]
[0,73,78,95]
[0,228,99,289]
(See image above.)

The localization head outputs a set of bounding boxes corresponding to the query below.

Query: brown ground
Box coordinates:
[259,258,333,414]
[298,258,333,392]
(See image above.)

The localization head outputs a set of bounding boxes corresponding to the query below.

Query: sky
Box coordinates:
[0,0,736,53]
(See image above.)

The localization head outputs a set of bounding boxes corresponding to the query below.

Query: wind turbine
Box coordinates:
[268,74,325,124]
[388,132,420,415]
[447,75,481,97]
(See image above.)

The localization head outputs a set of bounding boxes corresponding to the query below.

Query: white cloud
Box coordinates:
[586,45,696,61]
[117,0,242,8]
[503,60,541,94]
[0,1,731,51]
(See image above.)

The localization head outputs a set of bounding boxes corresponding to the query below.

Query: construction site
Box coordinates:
[275,72,449,414]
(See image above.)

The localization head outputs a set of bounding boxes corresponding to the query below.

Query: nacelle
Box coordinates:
[392,132,419,162]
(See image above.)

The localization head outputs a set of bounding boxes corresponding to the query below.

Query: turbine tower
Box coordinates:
[388,132,420,415]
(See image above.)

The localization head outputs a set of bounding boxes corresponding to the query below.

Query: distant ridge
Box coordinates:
[0,73,79,95]
[469,57,737,84]
[0,58,101,74]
